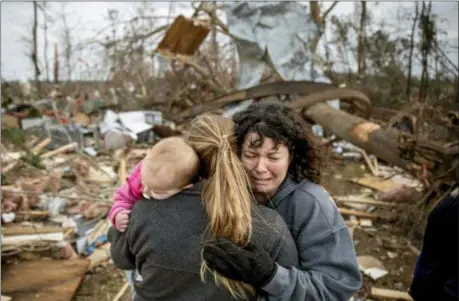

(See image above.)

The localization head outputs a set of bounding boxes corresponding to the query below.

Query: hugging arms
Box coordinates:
[108,101,361,301]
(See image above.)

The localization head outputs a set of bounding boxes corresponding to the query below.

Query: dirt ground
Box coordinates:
[72,159,423,301]
[72,264,131,301]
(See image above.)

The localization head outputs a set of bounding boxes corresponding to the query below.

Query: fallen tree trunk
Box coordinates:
[173,81,457,182]
[301,102,458,180]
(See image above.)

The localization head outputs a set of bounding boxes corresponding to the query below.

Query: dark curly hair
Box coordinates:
[233,100,323,184]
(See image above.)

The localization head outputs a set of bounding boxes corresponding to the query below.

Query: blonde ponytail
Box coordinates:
[186,114,255,299]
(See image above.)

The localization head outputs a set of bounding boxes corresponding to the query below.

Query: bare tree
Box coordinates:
[32,2,41,92]
[418,1,436,102]
[60,3,73,81]
[37,2,51,82]
[54,43,59,83]
[357,1,367,76]
[308,1,339,82]
[210,1,219,69]
[407,2,419,97]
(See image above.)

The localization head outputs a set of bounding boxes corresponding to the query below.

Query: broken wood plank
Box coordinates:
[372,156,379,174]
[40,142,78,159]
[334,195,397,207]
[86,166,117,184]
[371,287,413,300]
[1,152,26,173]
[88,243,111,270]
[2,161,19,173]
[351,174,402,192]
[360,149,378,176]
[118,157,127,185]
[15,210,49,220]
[2,226,70,236]
[2,152,25,164]
[1,232,64,246]
[407,241,421,256]
[2,138,52,172]
[112,282,129,301]
[31,137,52,155]
[339,208,386,219]
[2,259,89,301]
[157,15,210,56]
[87,219,110,244]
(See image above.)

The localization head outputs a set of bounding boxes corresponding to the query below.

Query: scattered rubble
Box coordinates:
[1,92,173,300]
[3,89,450,301]
[2,9,458,301]
[2,81,456,301]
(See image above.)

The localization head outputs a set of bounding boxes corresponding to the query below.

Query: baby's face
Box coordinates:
[143,176,177,193]
[142,185,181,200]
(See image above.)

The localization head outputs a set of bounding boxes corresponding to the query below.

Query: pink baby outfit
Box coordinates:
[108,162,143,226]
[108,161,193,227]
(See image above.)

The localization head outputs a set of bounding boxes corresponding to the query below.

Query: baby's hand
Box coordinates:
[115,209,131,232]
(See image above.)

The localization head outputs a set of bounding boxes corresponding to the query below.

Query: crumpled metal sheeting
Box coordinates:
[222,1,329,89]
[221,2,339,120]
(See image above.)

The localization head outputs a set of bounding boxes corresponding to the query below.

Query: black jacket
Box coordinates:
[108,182,299,301]
[409,185,458,301]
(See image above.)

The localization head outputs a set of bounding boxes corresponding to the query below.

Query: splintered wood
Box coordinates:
[338,208,383,220]
[88,243,111,270]
[1,259,90,301]
[334,195,397,207]
[371,287,413,300]
[1,225,72,246]
[351,174,402,192]
[157,15,210,55]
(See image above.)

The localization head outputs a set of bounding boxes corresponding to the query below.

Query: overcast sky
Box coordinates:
[1,1,458,81]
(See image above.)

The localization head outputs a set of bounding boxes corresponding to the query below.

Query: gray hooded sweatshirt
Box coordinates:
[260,177,362,301]
[108,182,299,301]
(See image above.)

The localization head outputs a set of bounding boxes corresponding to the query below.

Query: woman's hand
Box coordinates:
[203,237,278,288]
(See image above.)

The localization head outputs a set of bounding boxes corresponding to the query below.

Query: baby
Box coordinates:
[109,136,200,232]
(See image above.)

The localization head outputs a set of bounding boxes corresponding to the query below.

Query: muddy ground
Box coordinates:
[72,159,424,301]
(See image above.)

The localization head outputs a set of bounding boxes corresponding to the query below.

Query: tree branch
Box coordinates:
[322,1,339,21]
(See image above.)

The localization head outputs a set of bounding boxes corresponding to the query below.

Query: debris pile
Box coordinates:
[0,89,175,300]
[2,10,458,301]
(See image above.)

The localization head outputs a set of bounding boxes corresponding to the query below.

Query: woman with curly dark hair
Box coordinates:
[203,100,362,301]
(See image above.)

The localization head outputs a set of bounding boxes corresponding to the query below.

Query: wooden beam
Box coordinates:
[371,287,413,301]
[338,208,385,219]
[334,195,397,207]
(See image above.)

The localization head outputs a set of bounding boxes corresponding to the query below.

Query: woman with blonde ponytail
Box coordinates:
[185,115,259,299]
[108,114,298,301]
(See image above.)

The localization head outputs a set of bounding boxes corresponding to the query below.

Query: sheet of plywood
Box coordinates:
[351,174,402,192]
[1,259,89,301]
[157,15,209,55]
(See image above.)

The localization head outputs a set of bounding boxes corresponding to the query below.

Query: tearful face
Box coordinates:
[241,133,290,199]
